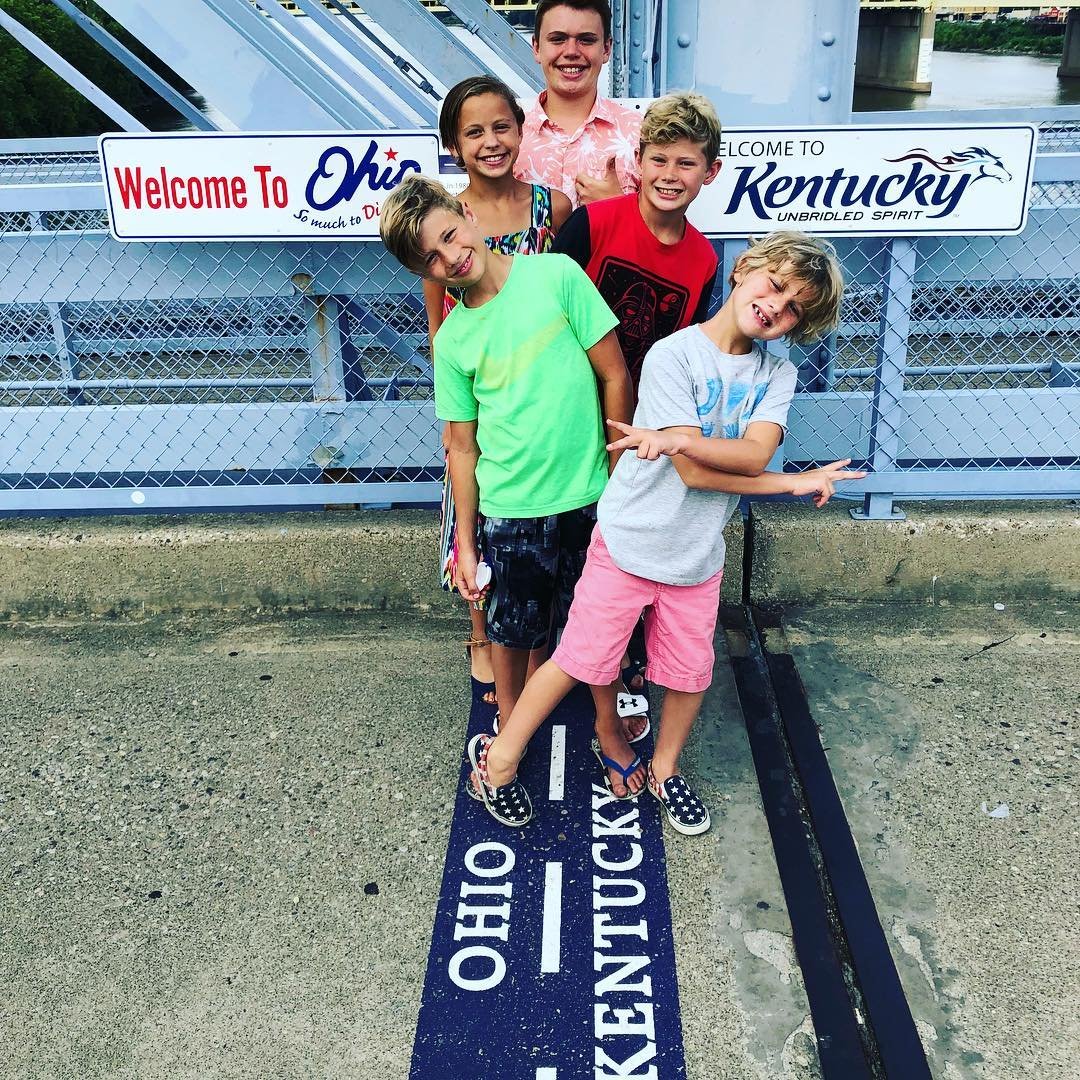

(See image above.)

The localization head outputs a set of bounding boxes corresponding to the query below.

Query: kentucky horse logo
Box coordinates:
[885,146,1013,185]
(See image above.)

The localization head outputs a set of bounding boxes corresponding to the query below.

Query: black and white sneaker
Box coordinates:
[466,733,533,827]
[648,767,711,835]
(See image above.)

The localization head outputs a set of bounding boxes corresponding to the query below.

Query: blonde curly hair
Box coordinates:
[731,232,844,345]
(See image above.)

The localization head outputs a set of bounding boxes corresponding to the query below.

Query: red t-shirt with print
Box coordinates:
[552,193,718,393]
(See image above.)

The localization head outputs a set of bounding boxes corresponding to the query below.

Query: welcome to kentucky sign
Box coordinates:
[688,123,1037,238]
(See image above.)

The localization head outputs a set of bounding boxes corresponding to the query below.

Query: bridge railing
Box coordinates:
[1,121,1078,518]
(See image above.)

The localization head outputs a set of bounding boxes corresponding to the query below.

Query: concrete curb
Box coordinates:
[0,511,447,617]
[0,511,745,617]
[6,500,1076,617]
[749,500,1080,605]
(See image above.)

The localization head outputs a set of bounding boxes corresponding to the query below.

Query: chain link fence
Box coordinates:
[1,128,1078,515]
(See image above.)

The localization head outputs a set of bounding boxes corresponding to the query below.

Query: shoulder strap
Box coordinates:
[533,184,554,229]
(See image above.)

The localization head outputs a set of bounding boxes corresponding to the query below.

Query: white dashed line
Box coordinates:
[540,861,563,974]
[536,1069,557,1080]
[548,724,566,801]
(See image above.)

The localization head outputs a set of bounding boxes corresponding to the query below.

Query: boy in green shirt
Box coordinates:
[381,175,633,823]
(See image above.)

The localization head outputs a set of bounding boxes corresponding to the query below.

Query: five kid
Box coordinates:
[380,80,865,836]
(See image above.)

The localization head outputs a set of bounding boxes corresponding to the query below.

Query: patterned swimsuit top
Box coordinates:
[445,185,555,312]
[485,184,555,256]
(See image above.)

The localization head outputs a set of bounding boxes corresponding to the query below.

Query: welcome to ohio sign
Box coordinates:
[99,131,439,241]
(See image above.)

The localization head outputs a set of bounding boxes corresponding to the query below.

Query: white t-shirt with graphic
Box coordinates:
[598,324,797,585]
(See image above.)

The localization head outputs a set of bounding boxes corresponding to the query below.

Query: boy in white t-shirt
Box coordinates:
[468,231,867,833]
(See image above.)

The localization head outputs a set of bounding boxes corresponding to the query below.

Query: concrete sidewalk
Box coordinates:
[781,602,1079,1080]
[0,611,815,1080]
[1,502,1075,1078]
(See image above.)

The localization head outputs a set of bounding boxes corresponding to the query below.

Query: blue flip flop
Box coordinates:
[591,737,644,801]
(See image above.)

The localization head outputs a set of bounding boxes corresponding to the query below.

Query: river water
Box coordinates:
[854,48,1080,112]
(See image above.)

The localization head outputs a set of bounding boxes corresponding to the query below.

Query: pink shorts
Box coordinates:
[552,529,723,694]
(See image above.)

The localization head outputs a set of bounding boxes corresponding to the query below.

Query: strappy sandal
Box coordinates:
[467,733,533,827]
[591,737,644,801]
[465,637,497,707]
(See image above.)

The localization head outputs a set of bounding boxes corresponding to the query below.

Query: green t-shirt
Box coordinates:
[434,253,619,518]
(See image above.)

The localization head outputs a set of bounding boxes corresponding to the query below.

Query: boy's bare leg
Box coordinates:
[527,645,548,680]
[592,679,646,797]
[648,688,706,784]
[490,642,531,725]
[483,658,578,786]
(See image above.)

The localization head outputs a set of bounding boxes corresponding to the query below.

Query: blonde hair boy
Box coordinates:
[379,173,464,274]
[732,231,845,345]
[640,91,722,164]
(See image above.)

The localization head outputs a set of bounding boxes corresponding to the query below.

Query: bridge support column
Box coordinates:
[855,6,934,94]
[1059,10,1080,79]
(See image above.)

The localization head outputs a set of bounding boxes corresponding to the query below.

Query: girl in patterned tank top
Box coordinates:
[424,76,572,707]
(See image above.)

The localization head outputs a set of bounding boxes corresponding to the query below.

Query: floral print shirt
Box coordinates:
[515,91,642,209]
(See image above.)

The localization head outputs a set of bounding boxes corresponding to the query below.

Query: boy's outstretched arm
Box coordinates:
[607,418,781,476]
[606,421,866,505]
[587,331,633,473]
[447,420,484,601]
[680,459,867,507]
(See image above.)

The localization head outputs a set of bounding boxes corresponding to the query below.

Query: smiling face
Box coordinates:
[637,137,720,218]
[532,5,611,102]
[730,263,812,345]
[414,207,487,289]
[448,92,523,180]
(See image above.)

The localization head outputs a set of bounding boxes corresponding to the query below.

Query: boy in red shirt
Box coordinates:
[553,91,722,394]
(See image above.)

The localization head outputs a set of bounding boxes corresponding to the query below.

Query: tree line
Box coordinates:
[0,0,193,138]
[934,17,1066,57]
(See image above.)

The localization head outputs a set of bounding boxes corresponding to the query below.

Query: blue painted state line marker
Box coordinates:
[409,685,688,1079]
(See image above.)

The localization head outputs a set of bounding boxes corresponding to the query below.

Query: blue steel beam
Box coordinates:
[659,0,697,92]
[0,484,446,514]
[44,0,216,131]
[323,1,438,98]
[335,0,510,95]
[438,0,544,90]
[91,0,363,130]
[0,8,146,131]
[627,0,650,97]
[682,0,859,124]
[610,0,627,96]
[257,0,434,126]
[854,237,917,521]
[197,0,381,126]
